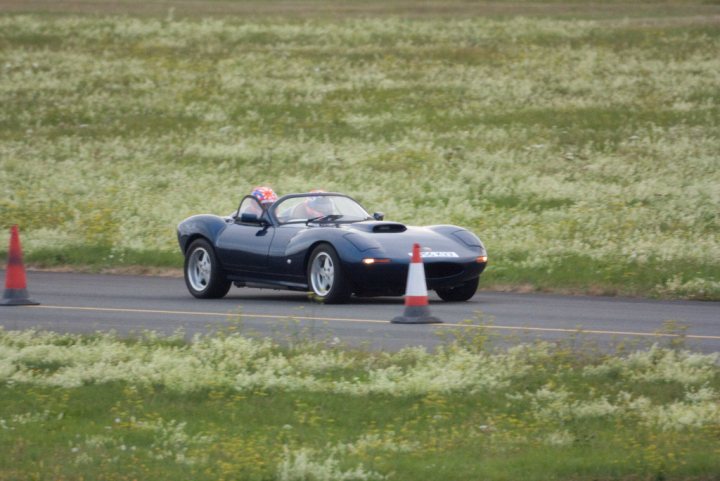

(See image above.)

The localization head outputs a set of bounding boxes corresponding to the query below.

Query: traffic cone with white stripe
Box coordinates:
[1,225,39,306]
[391,243,441,324]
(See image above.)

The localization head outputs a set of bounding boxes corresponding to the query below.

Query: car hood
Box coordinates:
[342,221,481,259]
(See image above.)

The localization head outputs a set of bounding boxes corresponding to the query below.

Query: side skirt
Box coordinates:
[228,275,308,292]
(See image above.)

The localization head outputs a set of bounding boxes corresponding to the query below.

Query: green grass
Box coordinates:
[1,327,719,481]
[22,246,183,270]
[0,2,718,299]
[487,253,720,299]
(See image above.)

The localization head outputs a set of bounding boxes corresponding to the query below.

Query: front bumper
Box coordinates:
[344,258,487,296]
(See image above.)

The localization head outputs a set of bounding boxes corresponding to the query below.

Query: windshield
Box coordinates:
[273,194,371,224]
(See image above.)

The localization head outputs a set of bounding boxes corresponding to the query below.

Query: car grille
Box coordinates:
[424,263,463,279]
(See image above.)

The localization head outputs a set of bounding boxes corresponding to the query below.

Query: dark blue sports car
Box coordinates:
[177,192,488,303]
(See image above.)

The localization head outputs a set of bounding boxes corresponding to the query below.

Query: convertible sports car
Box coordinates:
[177,192,488,303]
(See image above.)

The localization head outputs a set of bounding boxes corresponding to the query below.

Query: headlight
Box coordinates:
[362,258,391,265]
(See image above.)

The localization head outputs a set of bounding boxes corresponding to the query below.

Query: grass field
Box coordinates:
[0,1,719,299]
[1,325,719,481]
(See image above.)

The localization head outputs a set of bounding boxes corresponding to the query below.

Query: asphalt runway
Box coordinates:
[0,270,718,353]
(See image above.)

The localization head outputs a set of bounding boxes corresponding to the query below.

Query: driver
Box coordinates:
[243,186,278,217]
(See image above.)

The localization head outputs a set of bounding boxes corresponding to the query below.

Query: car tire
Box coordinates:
[436,277,479,302]
[184,239,231,299]
[307,244,352,304]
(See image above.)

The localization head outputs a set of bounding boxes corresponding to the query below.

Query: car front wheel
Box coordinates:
[184,239,231,299]
[436,277,479,302]
[307,244,352,304]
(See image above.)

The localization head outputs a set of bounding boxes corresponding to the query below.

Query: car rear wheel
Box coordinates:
[184,239,231,299]
[436,277,479,302]
[307,244,352,304]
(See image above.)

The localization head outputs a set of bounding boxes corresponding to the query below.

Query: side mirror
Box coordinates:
[373,212,385,221]
[238,213,264,225]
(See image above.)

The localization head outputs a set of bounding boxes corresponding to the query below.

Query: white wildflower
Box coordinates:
[277,447,385,481]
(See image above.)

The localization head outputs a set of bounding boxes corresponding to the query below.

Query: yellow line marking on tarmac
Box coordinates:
[26,304,720,341]
[30,304,388,324]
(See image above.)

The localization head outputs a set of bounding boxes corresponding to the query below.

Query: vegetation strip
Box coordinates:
[26,304,720,340]
[1,326,719,480]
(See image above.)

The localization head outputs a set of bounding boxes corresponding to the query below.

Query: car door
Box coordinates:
[216,196,275,274]
[267,224,307,282]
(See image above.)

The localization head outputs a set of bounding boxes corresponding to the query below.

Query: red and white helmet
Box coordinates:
[251,186,278,205]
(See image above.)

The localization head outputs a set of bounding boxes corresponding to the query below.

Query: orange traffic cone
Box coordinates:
[391,243,441,324]
[1,225,39,306]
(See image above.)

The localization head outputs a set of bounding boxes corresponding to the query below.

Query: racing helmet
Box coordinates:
[251,186,278,206]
